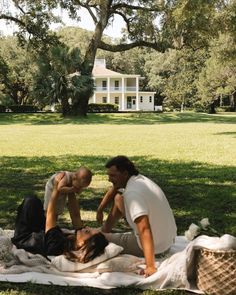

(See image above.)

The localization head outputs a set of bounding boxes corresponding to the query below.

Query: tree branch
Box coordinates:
[84,3,98,24]
[71,0,98,23]
[98,40,164,52]
[12,1,26,15]
[112,3,161,12]
[112,11,133,34]
[72,0,97,9]
[0,14,26,27]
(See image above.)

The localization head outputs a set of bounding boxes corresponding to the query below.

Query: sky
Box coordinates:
[0,6,125,38]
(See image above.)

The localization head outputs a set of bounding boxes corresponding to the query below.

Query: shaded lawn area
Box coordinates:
[0,155,235,234]
[0,111,236,126]
[0,112,235,295]
[0,283,191,295]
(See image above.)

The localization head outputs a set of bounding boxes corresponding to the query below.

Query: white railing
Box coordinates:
[95,87,107,91]
[126,87,136,91]
[95,86,137,92]
[110,87,122,91]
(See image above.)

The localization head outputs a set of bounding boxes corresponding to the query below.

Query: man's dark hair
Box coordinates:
[105,155,139,176]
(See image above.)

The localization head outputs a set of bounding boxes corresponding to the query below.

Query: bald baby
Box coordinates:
[44,167,93,229]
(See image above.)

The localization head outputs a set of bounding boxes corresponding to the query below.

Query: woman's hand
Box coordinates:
[54,172,65,189]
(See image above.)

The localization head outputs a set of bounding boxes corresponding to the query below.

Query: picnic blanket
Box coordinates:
[0,228,235,293]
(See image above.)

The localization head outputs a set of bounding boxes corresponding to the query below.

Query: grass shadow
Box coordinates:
[0,282,191,295]
[0,154,234,295]
[214,131,236,137]
[0,112,236,126]
[0,154,235,235]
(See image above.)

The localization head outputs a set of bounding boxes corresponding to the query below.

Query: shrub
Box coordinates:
[163,107,173,112]
[0,105,6,112]
[53,103,63,113]
[216,106,236,112]
[154,106,163,113]
[8,105,39,113]
[43,105,53,112]
[194,101,207,113]
[88,103,119,113]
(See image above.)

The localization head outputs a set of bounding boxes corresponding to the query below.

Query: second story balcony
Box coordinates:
[95,86,137,92]
[126,86,137,91]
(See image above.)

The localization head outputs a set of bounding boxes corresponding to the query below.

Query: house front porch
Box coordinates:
[89,92,155,111]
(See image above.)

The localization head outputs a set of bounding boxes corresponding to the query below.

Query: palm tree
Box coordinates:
[34,44,94,116]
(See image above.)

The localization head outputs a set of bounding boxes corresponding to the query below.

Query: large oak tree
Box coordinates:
[0,0,228,115]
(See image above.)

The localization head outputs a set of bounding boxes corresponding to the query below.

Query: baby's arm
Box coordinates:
[68,193,83,229]
[59,186,75,194]
[56,173,75,194]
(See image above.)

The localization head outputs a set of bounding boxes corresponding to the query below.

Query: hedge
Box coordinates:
[0,105,6,112]
[88,103,119,113]
[8,105,39,113]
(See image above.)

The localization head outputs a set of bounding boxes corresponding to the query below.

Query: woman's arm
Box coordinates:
[45,174,64,233]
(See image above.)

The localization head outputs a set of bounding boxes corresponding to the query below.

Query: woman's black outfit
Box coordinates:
[11,195,72,256]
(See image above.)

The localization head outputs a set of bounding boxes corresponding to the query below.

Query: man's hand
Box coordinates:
[143,266,157,277]
[96,208,104,224]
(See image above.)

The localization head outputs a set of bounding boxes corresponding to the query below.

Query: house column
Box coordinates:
[121,77,125,111]
[93,77,96,103]
[107,77,110,103]
[136,76,139,111]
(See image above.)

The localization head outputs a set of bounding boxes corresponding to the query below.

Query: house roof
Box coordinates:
[92,65,139,78]
[92,65,123,77]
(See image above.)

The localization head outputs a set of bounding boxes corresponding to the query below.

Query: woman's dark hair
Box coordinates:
[64,232,109,263]
[105,155,139,176]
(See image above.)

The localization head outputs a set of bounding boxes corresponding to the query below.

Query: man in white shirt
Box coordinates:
[97,155,177,277]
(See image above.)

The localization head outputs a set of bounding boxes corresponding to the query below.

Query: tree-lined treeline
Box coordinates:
[0,0,236,115]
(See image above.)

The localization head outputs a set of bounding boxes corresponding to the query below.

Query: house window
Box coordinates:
[102,80,107,90]
[102,97,107,103]
[149,96,152,103]
[140,96,143,103]
[115,80,119,90]
[115,97,119,105]
[127,96,132,109]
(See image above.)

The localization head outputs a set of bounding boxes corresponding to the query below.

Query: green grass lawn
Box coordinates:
[0,112,235,295]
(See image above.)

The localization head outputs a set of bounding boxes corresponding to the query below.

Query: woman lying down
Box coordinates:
[11,174,108,264]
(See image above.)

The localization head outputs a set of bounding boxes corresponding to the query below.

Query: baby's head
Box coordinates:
[72,167,92,189]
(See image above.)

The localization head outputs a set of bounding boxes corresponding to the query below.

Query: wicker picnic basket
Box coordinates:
[196,248,236,295]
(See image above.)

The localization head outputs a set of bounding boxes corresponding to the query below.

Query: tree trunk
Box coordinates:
[71,94,89,116]
[230,93,236,111]
[75,3,109,117]
[10,88,19,105]
[209,101,216,114]
[61,96,71,116]
[220,94,223,107]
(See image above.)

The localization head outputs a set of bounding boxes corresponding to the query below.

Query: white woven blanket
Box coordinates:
[0,228,235,293]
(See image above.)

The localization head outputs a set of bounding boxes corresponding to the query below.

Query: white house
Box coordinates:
[89,59,155,111]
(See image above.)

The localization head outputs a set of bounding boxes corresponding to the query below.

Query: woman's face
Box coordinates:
[76,227,99,247]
